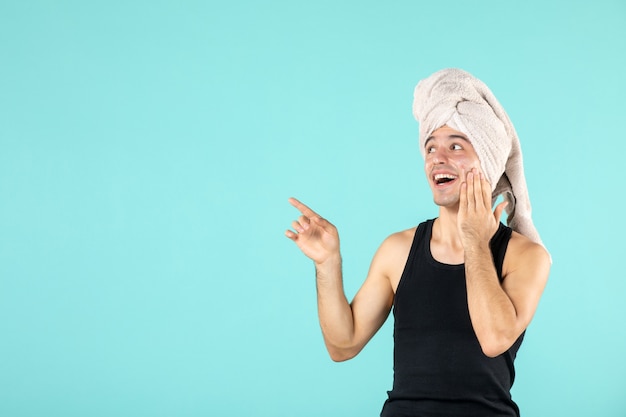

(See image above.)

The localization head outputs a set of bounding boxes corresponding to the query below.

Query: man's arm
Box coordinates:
[286,198,395,361]
[458,171,551,358]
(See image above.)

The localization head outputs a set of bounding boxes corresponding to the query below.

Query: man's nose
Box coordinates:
[431,148,447,164]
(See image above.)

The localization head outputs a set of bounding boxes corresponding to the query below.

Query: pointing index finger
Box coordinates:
[288,197,320,219]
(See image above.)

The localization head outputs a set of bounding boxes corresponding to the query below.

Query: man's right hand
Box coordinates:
[285,197,340,265]
[285,197,396,362]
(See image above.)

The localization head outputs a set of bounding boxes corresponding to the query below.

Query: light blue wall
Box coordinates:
[1,1,624,416]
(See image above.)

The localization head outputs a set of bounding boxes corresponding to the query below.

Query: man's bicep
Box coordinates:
[348,241,397,349]
[502,243,551,331]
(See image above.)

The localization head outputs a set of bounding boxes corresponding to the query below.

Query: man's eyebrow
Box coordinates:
[424,134,470,149]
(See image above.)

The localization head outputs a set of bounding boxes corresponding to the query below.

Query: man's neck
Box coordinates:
[432,206,464,255]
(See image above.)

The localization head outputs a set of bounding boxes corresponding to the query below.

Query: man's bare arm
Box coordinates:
[286,198,394,361]
[464,238,550,357]
[458,171,551,357]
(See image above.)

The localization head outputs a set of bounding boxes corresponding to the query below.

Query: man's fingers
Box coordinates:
[311,215,329,227]
[476,171,489,209]
[288,197,319,218]
[285,229,297,241]
[477,171,495,211]
[494,201,508,223]
[467,169,494,211]
[298,215,310,230]
[466,171,476,208]
[459,180,468,212]
[291,218,309,233]
[474,171,483,207]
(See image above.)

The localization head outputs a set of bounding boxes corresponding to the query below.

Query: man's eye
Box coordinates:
[451,144,463,150]
[427,147,436,153]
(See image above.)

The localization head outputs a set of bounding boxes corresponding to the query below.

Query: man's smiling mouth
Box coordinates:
[433,173,458,185]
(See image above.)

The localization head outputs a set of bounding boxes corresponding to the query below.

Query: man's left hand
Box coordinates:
[458,168,508,249]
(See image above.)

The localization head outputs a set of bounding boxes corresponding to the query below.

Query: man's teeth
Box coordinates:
[434,174,457,184]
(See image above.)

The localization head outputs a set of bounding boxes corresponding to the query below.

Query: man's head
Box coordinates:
[424,125,480,208]
[413,69,513,192]
[412,68,543,246]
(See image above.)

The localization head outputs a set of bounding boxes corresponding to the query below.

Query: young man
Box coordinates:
[285,68,551,417]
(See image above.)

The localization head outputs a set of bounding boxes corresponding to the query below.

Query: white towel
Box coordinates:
[413,68,543,247]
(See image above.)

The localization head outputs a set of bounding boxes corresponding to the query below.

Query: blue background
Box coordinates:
[1,1,625,416]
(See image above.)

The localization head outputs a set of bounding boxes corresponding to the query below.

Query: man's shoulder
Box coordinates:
[384,226,418,247]
[370,226,420,288]
[506,230,551,267]
[376,224,423,259]
[374,220,434,267]
[501,231,551,296]
[384,218,436,246]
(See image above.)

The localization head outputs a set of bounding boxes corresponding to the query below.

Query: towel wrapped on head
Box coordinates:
[413,68,543,247]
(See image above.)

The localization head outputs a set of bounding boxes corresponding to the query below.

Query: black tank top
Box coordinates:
[381,219,524,417]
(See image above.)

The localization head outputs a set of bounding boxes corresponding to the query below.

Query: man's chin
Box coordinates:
[433,196,460,208]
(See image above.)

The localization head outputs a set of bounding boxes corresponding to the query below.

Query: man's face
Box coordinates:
[424,125,482,208]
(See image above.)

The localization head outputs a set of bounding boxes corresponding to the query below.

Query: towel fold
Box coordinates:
[413,68,543,247]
